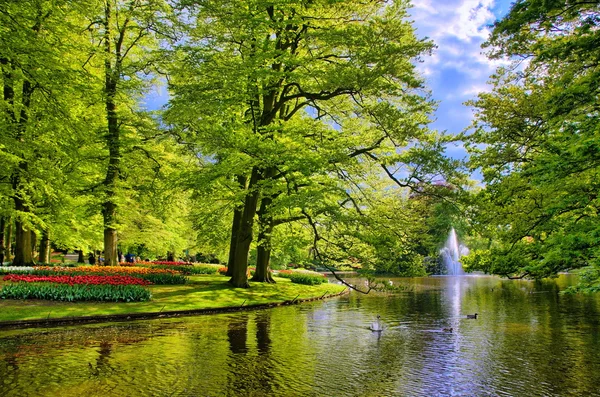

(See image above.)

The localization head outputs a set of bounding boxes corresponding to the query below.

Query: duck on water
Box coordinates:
[370,315,384,332]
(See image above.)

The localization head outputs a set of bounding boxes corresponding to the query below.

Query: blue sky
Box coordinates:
[410,0,514,160]
[145,0,514,163]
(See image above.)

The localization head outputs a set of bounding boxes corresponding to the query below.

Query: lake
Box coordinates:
[1,274,599,396]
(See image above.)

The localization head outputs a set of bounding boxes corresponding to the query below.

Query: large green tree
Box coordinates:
[167,0,454,287]
[80,0,175,265]
[465,0,600,284]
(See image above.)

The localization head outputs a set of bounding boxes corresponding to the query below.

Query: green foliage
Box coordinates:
[287,272,328,286]
[564,267,600,294]
[0,283,151,302]
[136,273,188,285]
[465,0,600,286]
[170,264,220,275]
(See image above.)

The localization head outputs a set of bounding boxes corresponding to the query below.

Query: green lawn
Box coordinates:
[0,275,346,323]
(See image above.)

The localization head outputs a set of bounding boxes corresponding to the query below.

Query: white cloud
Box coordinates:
[409,0,513,142]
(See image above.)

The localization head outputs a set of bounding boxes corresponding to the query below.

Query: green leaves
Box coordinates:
[0,283,151,302]
[466,1,600,284]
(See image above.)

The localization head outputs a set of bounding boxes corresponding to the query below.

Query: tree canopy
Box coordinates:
[464,0,600,289]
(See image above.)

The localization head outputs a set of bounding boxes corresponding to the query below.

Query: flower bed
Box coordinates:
[35,265,178,275]
[216,266,255,276]
[0,266,34,273]
[3,274,151,286]
[29,266,187,285]
[0,283,151,302]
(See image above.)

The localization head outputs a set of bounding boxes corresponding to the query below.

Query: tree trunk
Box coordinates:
[12,218,34,267]
[38,229,50,264]
[167,251,175,262]
[103,227,118,266]
[101,2,121,268]
[78,250,85,263]
[230,167,262,288]
[30,230,37,261]
[88,251,96,265]
[0,217,5,264]
[252,194,275,283]
[226,174,247,277]
[5,217,12,261]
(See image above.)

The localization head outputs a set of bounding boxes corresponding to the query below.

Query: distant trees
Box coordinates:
[0,0,195,265]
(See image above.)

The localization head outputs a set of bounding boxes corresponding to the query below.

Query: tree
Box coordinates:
[167,0,447,287]
[465,0,600,283]
[0,0,94,265]
[81,0,174,266]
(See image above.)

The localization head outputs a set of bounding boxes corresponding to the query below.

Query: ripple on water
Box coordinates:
[1,275,600,396]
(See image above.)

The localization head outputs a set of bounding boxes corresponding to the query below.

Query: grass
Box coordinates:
[0,274,346,322]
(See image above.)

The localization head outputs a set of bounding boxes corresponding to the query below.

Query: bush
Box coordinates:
[0,283,151,302]
[276,270,294,279]
[168,264,220,275]
[140,273,188,285]
[288,272,328,285]
[217,266,228,275]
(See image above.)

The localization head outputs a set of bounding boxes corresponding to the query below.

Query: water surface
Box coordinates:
[1,275,599,396]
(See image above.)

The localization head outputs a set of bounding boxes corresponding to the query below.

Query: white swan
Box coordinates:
[370,315,383,332]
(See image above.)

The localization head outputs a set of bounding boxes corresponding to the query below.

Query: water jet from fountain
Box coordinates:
[439,228,469,275]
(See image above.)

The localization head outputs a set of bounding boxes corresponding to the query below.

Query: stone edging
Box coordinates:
[0,288,348,329]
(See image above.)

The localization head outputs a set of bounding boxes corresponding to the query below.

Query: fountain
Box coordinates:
[439,228,469,275]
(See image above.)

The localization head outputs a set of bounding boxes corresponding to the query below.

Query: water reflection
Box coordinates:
[0,275,599,396]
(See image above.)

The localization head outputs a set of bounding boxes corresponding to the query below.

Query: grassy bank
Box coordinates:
[0,275,346,323]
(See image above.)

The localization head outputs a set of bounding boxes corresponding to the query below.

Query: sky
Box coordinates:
[144,0,515,162]
[409,0,513,160]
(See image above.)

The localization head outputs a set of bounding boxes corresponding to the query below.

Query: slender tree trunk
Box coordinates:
[101,2,120,267]
[78,249,85,263]
[167,251,175,262]
[230,167,262,288]
[5,218,12,262]
[38,229,50,264]
[30,230,37,260]
[4,55,34,267]
[0,217,5,264]
[226,174,247,277]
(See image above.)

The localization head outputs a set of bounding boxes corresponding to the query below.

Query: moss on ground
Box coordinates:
[0,275,346,322]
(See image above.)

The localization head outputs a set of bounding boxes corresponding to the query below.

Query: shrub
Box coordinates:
[288,272,328,285]
[0,283,151,302]
[180,264,220,275]
[276,270,294,279]
[138,273,188,285]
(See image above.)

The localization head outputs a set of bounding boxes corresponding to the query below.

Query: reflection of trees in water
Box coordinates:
[89,340,114,377]
[226,311,274,396]
[255,311,271,355]
[227,315,248,355]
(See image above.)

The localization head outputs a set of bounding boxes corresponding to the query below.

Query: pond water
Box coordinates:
[1,275,600,396]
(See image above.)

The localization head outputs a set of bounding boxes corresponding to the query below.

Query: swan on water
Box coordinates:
[370,315,383,332]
